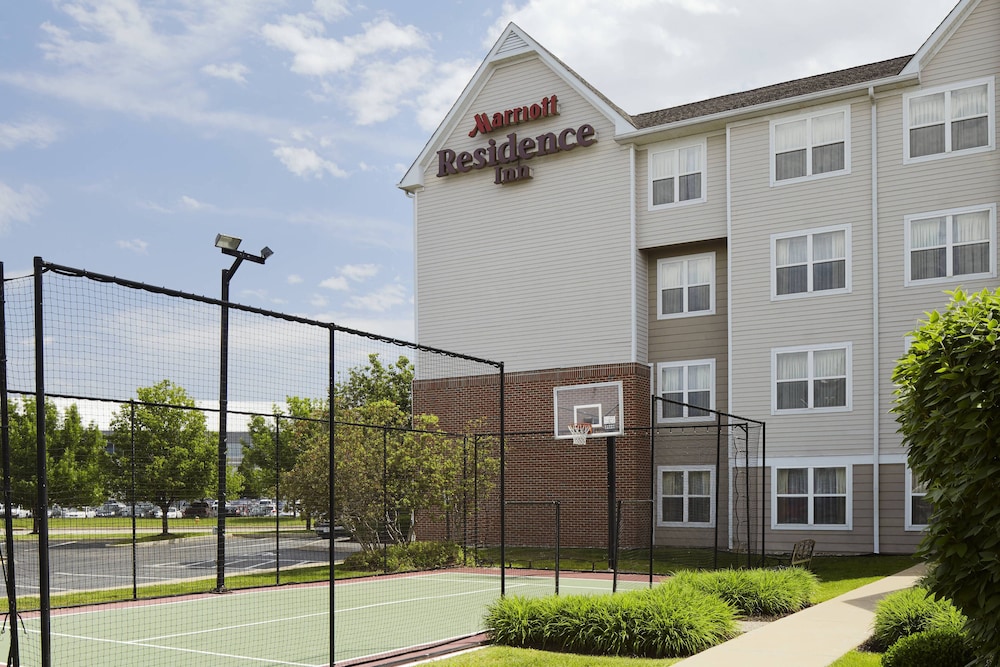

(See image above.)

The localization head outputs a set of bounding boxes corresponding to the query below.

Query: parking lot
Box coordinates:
[1,532,360,595]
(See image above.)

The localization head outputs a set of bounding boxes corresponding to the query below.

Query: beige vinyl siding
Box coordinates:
[727,100,876,458]
[918,0,1000,90]
[636,250,649,363]
[763,463,875,554]
[647,241,729,414]
[414,58,633,372]
[873,0,1000,453]
[878,463,926,554]
[636,133,728,248]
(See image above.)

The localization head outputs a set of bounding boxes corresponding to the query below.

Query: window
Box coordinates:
[649,140,706,208]
[773,344,851,413]
[904,77,995,161]
[657,253,715,318]
[905,467,931,531]
[772,226,850,298]
[657,359,714,422]
[659,466,714,526]
[771,108,849,183]
[905,204,996,285]
[774,466,849,528]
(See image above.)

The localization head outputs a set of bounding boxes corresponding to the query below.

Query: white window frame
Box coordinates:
[771,343,852,414]
[657,359,716,423]
[904,203,997,286]
[905,466,931,531]
[648,138,707,210]
[770,106,851,186]
[770,224,852,300]
[903,76,996,164]
[771,464,852,530]
[657,465,715,527]
[657,252,716,319]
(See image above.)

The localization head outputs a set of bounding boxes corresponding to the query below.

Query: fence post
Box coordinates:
[275,415,281,585]
[0,262,21,665]
[34,256,52,667]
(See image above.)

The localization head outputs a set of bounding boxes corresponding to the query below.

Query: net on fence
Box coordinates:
[1,260,503,666]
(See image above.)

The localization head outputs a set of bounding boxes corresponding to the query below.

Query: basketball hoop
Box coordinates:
[567,422,593,445]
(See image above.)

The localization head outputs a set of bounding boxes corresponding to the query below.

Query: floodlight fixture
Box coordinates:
[214,233,241,251]
[260,246,274,260]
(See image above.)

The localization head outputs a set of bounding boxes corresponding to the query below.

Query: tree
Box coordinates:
[107,380,216,535]
[283,353,499,553]
[893,287,1000,664]
[6,398,109,531]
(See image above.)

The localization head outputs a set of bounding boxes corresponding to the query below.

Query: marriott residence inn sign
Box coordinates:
[436,94,598,185]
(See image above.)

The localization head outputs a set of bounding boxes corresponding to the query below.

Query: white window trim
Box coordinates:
[656,252,716,319]
[905,466,930,532]
[657,465,716,527]
[647,138,708,210]
[771,464,853,531]
[657,359,716,423]
[770,224,852,300]
[904,203,997,287]
[903,76,996,164]
[769,106,852,186]
[771,342,853,415]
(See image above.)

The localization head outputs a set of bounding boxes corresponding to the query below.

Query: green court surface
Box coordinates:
[1,585,330,666]
[334,570,653,664]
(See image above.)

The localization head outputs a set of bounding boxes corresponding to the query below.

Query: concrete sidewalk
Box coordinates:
[675,563,927,666]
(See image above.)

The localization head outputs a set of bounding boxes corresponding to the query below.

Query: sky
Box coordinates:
[0,0,961,344]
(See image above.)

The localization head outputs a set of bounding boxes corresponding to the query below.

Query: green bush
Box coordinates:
[670,567,818,616]
[894,287,1000,664]
[870,586,967,652]
[484,584,737,658]
[881,628,975,667]
[341,541,459,572]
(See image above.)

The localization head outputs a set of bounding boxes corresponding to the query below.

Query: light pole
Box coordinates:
[214,233,272,592]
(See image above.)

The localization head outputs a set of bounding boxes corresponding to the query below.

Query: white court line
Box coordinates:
[21,627,324,667]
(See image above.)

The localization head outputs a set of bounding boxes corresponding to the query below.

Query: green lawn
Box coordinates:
[425,554,921,667]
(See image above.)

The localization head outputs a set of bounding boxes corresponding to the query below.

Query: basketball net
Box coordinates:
[567,422,593,445]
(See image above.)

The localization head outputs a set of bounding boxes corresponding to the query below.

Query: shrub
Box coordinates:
[669,567,818,616]
[485,585,737,658]
[881,628,975,667]
[870,586,967,652]
[341,541,459,572]
[894,287,1000,664]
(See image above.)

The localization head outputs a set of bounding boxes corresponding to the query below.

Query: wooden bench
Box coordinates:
[767,538,816,569]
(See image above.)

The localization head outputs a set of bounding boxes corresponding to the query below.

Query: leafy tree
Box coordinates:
[6,398,109,531]
[237,396,322,506]
[283,353,499,553]
[894,287,1000,664]
[107,380,216,535]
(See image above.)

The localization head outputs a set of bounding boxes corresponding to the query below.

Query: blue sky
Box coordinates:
[0,0,959,343]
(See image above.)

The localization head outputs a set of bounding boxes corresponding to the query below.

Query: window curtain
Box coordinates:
[953,210,991,275]
[812,231,846,291]
[687,257,711,310]
[952,84,989,150]
[814,467,847,524]
[910,92,946,157]
[661,367,684,418]
[775,119,807,180]
[776,352,808,409]
[687,364,711,415]
[776,236,808,294]
[661,261,683,313]
[651,150,675,205]
[910,217,947,280]
[813,349,846,407]
[811,113,845,173]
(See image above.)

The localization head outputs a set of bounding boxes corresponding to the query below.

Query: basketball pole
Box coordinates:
[607,435,616,572]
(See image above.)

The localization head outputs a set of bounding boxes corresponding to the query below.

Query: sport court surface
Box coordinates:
[1,584,329,666]
[335,569,653,665]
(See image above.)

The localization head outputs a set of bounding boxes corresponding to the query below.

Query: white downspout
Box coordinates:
[629,143,638,363]
[726,125,734,551]
[869,86,880,554]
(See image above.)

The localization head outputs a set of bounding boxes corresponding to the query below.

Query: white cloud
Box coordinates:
[180,195,210,210]
[340,263,379,281]
[0,120,60,150]
[310,294,328,307]
[348,56,432,125]
[319,276,349,291]
[287,274,303,284]
[0,182,46,235]
[413,59,479,132]
[273,145,348,179]
[313,0,350,22]
[116,238,148,254]
[201,62,249,83]
[345,283,407,312]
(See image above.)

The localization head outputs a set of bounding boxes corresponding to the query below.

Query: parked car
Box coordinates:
[315,520,331,538]
[182,501,215,518]
[1,505,31,518]
[96,501,126,518]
